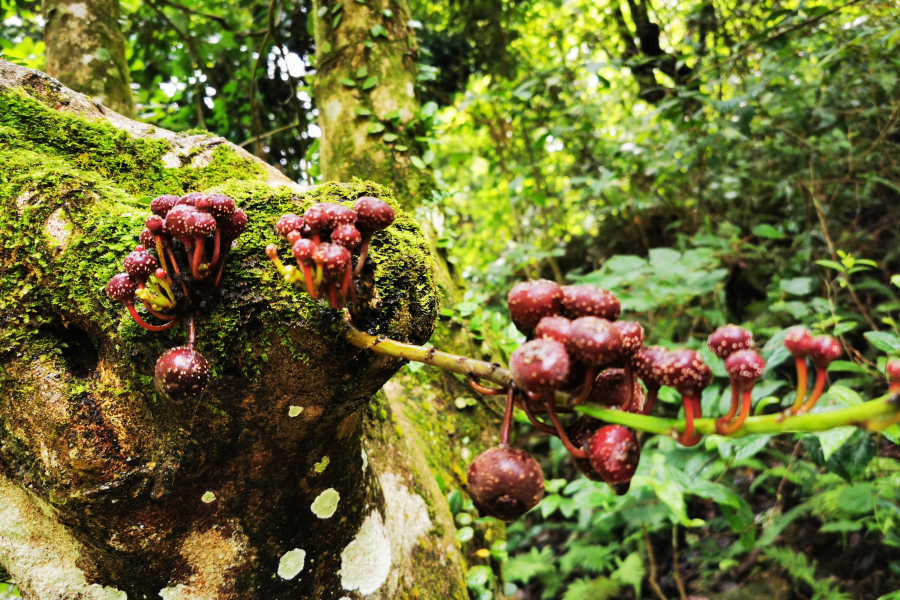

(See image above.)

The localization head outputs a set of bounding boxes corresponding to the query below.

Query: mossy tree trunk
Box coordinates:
[42,0,136,118]
[0,59,474,600]
[312,5,508,600]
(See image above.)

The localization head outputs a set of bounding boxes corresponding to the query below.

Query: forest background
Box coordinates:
[3,0,900,599]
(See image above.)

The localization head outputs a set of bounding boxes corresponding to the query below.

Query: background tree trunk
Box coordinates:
[42,0,136,118]
[0,58,470,600]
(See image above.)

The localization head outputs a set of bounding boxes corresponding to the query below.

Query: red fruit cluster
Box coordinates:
[104,191,246,404]
[268,196,396,310]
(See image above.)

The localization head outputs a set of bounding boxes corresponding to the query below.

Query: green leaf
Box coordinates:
[383,8,393,17]
[383,133,398,142]
[331,1,343,12]
[356,66,368,78]
[466,566,493,590]
[317,6,328,17]
[366,122,385,134]
[819,427,856,460]
[780,277,815,296]
[562,577,620,600]
[456,526,474,543]
[410,155,427,169]
[828,360,868,374]
[539,493,561,518]
[612,552,645,596]
[865,331,900,353]
[827,429,876,481]
[752,224,785,239]
[320,41,332,54]
[353,107,371,116]
[340,78,356,87]
[504,546,556,584]
[447,490,463,514]
[816,259,846,272]
[95,48,111,61]
[361,76,378,90]
[423,149,435,165]
[371,24,387,37]
[332,13,342,28]
[394,145,408,151]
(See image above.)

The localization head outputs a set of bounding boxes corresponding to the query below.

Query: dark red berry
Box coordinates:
[507,280,563,333]
[151,194,178,216]
[588,425,640,488]
[784,327,813,358]
[276,214,305,238]
[164,204,197,239]
[313,243,352,283]
[154,347,211,403]
[292,238,317,263]
[724,350,766,385]
[466,447,544,522]
[708,325,753,359]
[632,346,668,387]
[303,203,333,232]
[509,338,570,394]
[587,368,644,410]
[324,204,358,229]
[567,317,622,367]
[331,224,362,251]
[105,273,136,302]
[189,212,217,237]
[887,360,900,384]
[206,194,236,219]
[145,214,164,234]
[809,336,841,369]
[177,192,205,206]
[614,321,644,356]
[660,349,712,397]
[220,209,248,241]
[565,417,605,482]
[354,196,395,232]
[123,249,158,282]
[560,285,621,321]
[534,316,572,344]
[139,228,155,247]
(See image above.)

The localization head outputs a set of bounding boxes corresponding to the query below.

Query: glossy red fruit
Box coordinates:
[105,273,136,302]
[632,346,668,387]
[292,238,317,263]
[565,417,605,482]
[189,212,217,237]
[150,194,178,216]
[304,203,333,233]
[177,192,205,206]
[510,338,570,394]
[507,280,563,333]
[588,425,640,488]
[534,316,572,344]
[123,248,158,282]
[354,196,395,232]
[707,325,753,359]
[145,214,164,234]
[724,349,766,384]
[466,447,545,522]
[331,224,362,251]
[614,321,644,356]
[206,194,236,219]
[809,336,841,369]
[567,317,622,367]
[313,243,352,283]
[220,209,248,241]
[887,359,900,382]
[587,368,644,410]
[154,347,211,403]
[139,228,155,247]
[784,327,813,358]
[324,204,358,229]
[661,349,712,397]
[164,204,197,239]
[276,214,304,238]
[560,285,621,321]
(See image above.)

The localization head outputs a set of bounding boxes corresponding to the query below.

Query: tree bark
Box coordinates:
[0,59,472,599]
[312,0,434,208]
[43,0,137,118]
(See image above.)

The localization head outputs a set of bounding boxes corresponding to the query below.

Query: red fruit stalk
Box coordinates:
[799,336,842,413]
[718,350,765,434]
[662,349,712,447]
[785,327,814,413]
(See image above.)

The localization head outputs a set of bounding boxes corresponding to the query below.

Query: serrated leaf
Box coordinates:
[562,577,620,600]
[361,76,378,89]
[504,546,556,584]
[865,331,900,353]
[366,122,385,134]
[356,65,368,78]
[819,427,856,460]
[340,78,356,87]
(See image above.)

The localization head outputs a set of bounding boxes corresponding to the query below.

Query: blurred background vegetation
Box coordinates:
[3,0,900,598]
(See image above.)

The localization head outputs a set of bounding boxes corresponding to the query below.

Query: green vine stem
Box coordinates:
[342,315,900,440]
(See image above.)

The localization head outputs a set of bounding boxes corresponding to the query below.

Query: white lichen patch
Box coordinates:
[341,511,392,595]
[326,99,343,123]
[288,405,303,417]
[45,208,72,249]
[201,491,216,503]
[0,474,128,600]
[67,2,89,18]
[380,472,432,564]
[160,151,181,168]
[311,488,340,519]
[361,447,368,472]
[277,548,307,580]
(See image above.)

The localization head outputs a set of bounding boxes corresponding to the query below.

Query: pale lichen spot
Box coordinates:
[160,152,181,168]
[314,456,330,474]
[361,447,368,472]
[68,3,89,18]
[406,82,415,98]
[326,99,343,123]
[340,511,392,595]
[288,405,303,417]
[201,491,216,503]
[81,54,95,66]
[277,548,306,580]
[311,488,340,519]
[44,208,72,249]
